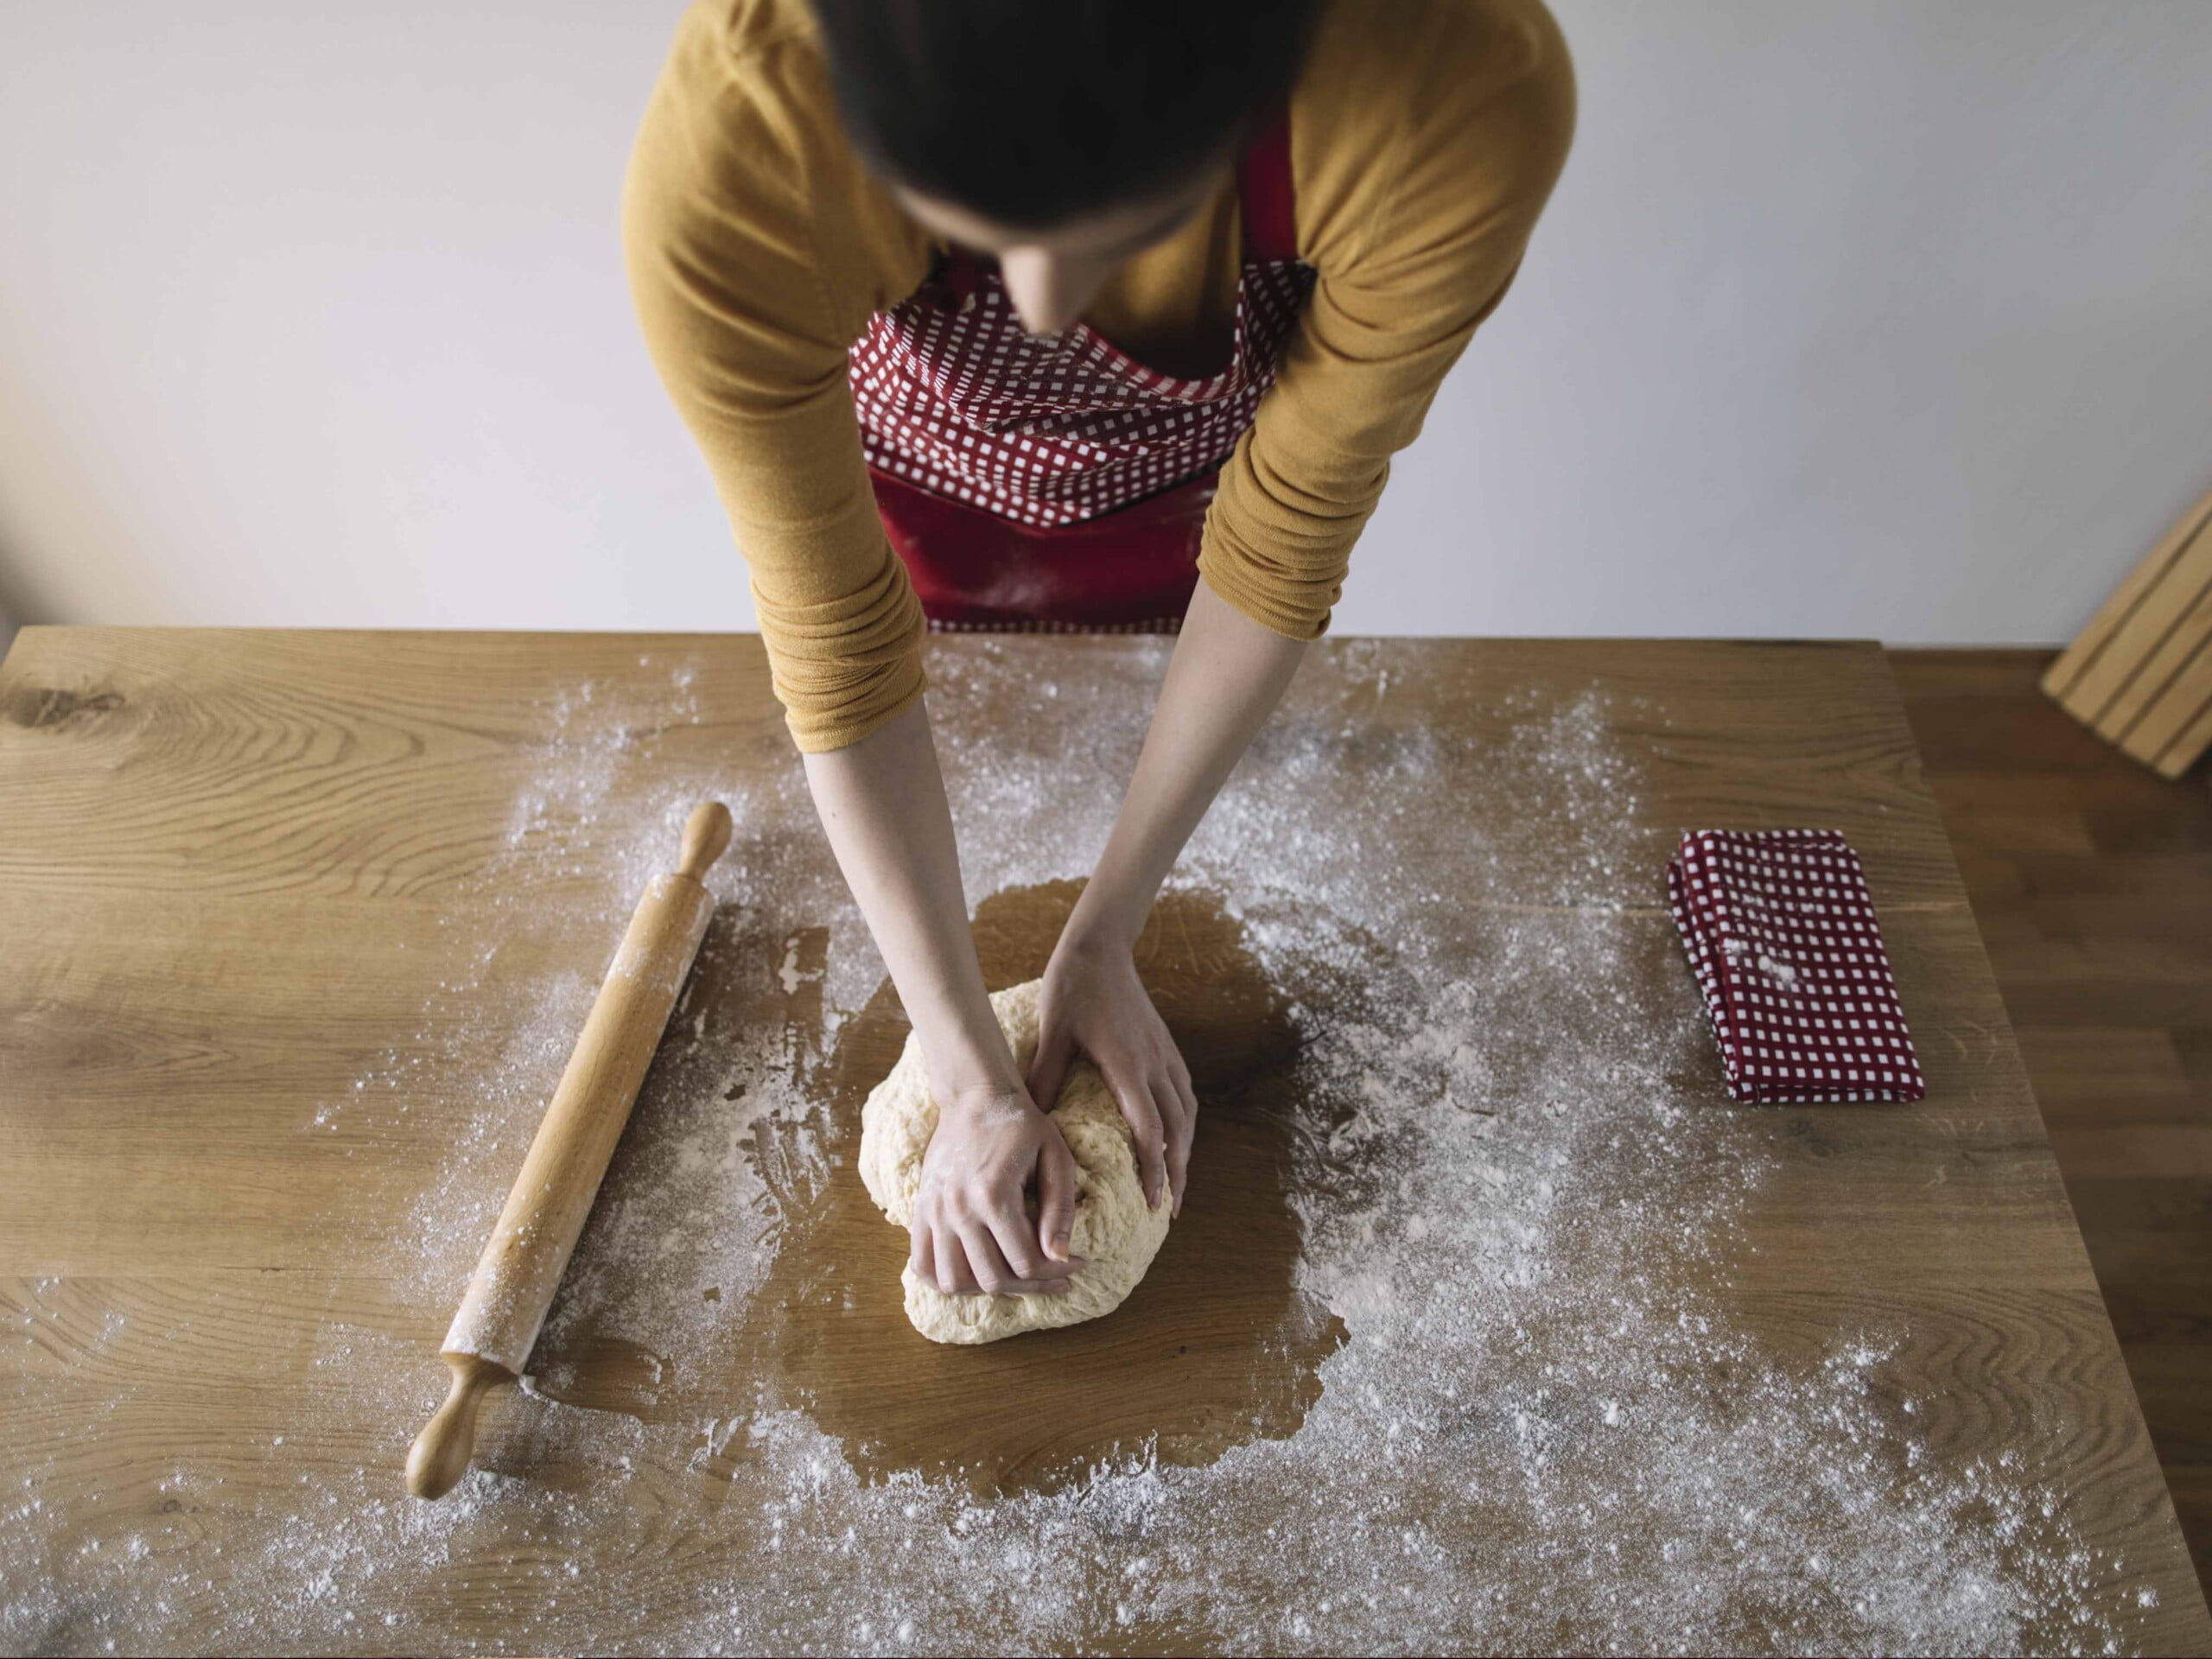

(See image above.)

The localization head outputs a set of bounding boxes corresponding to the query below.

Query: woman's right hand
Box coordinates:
[798,702,1087,1297]
[910,1084,1085,1296]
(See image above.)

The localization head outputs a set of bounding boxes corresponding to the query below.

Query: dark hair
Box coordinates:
[811,0,1323,230]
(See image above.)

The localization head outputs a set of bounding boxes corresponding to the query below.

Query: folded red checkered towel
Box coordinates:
[1667,828,1926,1104]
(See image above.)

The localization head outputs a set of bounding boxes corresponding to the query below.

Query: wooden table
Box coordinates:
[2,628,2205,1656]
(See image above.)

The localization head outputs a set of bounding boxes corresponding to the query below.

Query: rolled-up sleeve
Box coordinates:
[1199,0,1576,639]
[622,18,925,752]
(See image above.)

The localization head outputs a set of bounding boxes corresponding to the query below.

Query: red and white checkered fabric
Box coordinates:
[1667,828,1926,1104]
[848,241,1314,531]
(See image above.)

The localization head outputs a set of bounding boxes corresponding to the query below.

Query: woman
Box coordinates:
[625,0,1573,1303]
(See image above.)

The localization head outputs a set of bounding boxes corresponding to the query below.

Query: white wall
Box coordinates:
[1,1,2208,642]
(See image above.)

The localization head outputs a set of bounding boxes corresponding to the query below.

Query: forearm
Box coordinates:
[802,698,1020,1100]
[1066,576,1307,951]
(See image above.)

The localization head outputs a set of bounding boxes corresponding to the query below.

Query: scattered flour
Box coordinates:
[1,639,2168,1655]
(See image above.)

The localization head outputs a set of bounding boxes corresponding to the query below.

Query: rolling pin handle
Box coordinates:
[678,800,734,883]
[405,1352,512,1500]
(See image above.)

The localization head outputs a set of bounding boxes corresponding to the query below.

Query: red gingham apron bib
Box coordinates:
[848,117,1314,632]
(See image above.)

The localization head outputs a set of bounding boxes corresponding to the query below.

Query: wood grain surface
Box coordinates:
[0,629,2205,1655]
[1897,648,2212,1598]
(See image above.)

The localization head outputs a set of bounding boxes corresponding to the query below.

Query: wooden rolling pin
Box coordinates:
[405,798,732,1499]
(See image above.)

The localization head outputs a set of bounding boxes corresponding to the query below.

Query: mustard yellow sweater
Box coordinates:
[624,0,1574,750]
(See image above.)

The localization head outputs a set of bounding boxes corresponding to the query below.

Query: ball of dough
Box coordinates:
[858,980,1172,1344]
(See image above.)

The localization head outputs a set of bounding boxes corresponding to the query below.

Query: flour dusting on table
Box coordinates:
[1,640,2161,1656]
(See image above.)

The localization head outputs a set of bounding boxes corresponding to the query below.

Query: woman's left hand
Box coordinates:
[1025,934,1198,1217]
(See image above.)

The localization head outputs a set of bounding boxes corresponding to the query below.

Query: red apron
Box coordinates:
[848,118,1314,632]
